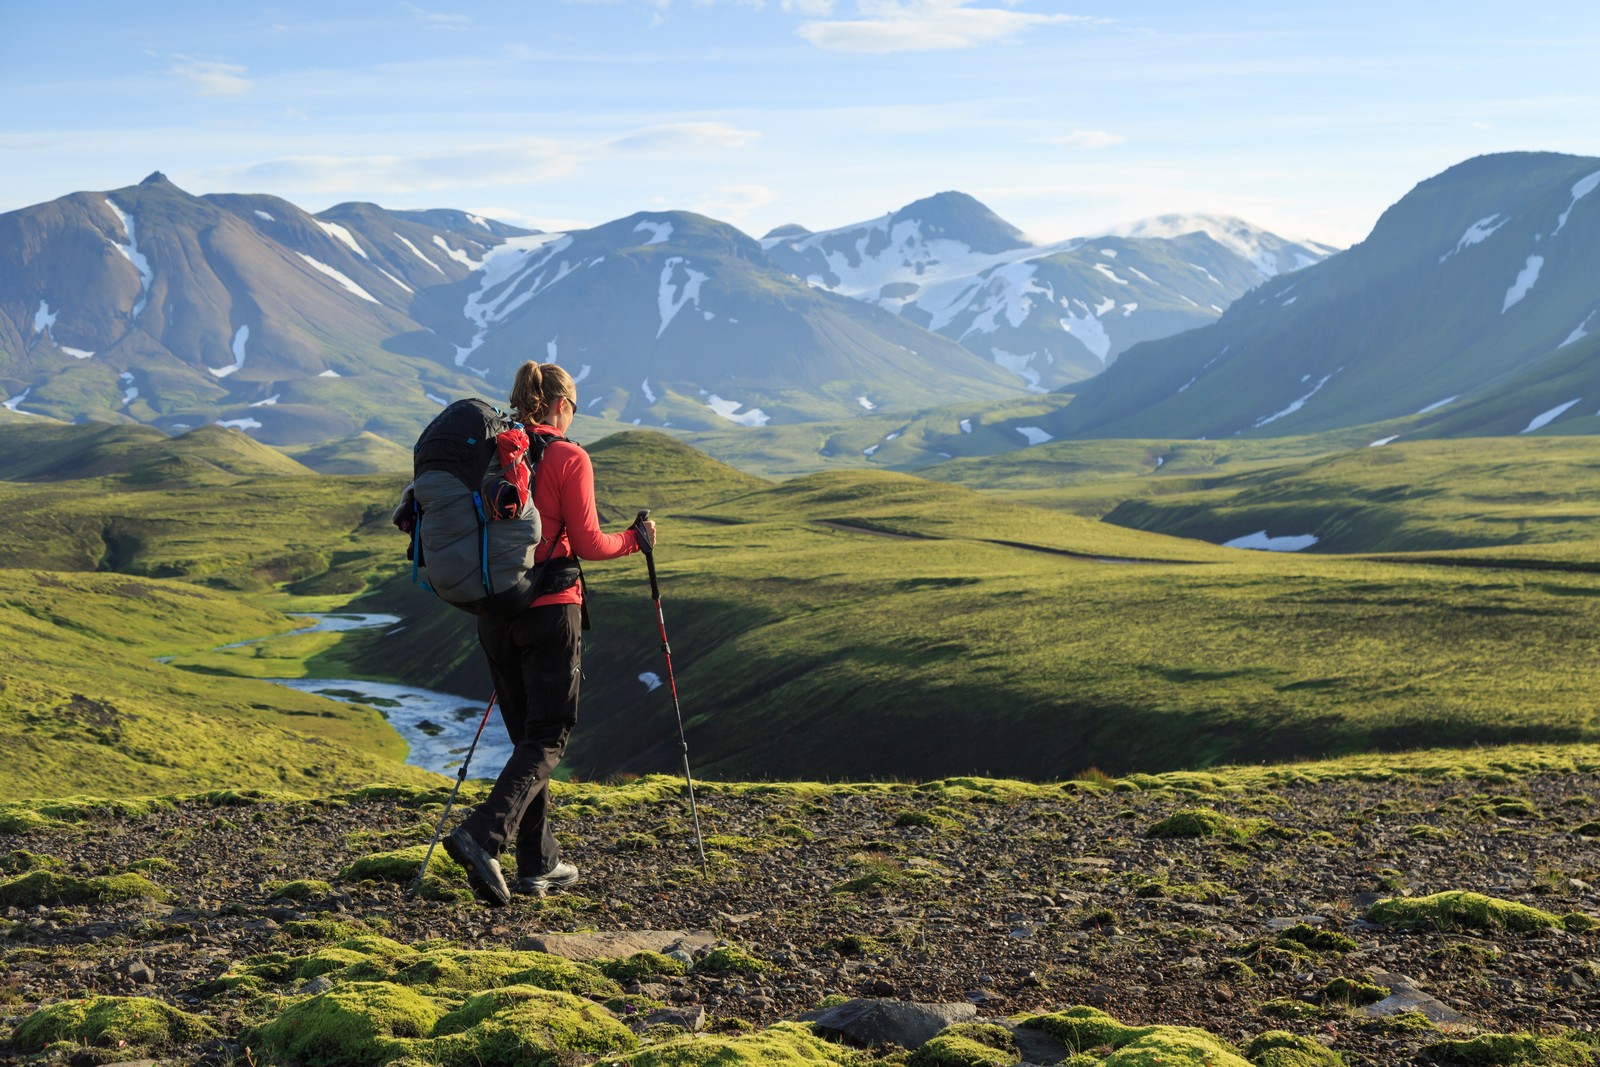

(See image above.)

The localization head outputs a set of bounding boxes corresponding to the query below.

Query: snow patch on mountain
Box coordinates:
[216,418,263,431]
[1107,213,1321,278]
[255,210,275,222]
[298,254,380,304]
[4,387,35,415]
[1369,436,1399,447]
[466,214,490,231]
[641,379,657,404]
[990,348,1046,391]
[1440,214,1508,262]
[657,257,708,338]
[120,373,137,407]
[1059,308,1111,363]
[1255,372,1336,428]
[316,220,368,258]
[1554,170,1600,235]
[248,394,281,408]
[432,235,482,268]
[377,268,413,294]
[319,369,341,378]
[1015,426,1054,446]
[706,394,770,427]
[1522,398,1581,433]
[1224,530,1319,552]
[1094,263,1130,285]
[1417,395,1460,414]
[1562,312,1596,348]
[451,234,573,365]
[1502,255,1544,312]
[572,364,591,386]
[426,393,448,407]
[959,419,972,433]
[634,221,674,245]
[33,301,57,336]
[60,346,95,359]
[104,199,153,319]
[397,233,446,274]
[857,396,877,411]
[209,326,251,378]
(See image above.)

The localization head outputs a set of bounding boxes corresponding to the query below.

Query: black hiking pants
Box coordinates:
[459,602,581,878]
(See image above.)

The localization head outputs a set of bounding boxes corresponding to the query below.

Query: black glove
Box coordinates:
[632,515,656,552]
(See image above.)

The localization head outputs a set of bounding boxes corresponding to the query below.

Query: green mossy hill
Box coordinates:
[1425,1032,1600,1065]
[0,869,166,907]
[1021,1006,1253,1066]
[0,570,435,802]
[1366,891,1575,933]
[0,421,312,484]
[12,995,216,1055]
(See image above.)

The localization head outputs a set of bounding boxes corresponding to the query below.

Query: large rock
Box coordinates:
[804,997,977,1049]
[1357,971,1474,1031]
[514,930,716,961]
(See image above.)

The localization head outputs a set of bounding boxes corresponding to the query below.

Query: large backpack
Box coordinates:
[397,398,571,618]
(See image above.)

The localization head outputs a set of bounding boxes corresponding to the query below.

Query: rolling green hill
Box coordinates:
[8,422,1600,794]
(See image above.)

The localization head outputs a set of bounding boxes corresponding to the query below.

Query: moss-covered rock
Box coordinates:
[1022,1007,1252,1066]
[617,1021,861,1065]
[600,951,689,982]
[429,986,637,1065]
[13,995,215,1054]
[266,877,335,901]
[339,845,469,901]
[1424,1032,1600,1065]
[1318,977,1390,1007]
[0,869,166,907]
[251,981,446,1067]
[1246,1030,1344,1066]
[1276,923,1358,953]
[1366,891,1565,933]
[693,945,773,975]
[908,1023,1019,1066]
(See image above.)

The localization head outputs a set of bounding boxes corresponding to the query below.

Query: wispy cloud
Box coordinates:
[797,0,1097,53]
[403,2,473,28]
[690,184,778,223]
[170,60,253,97]
[226,122,762,195]
[1038,128,1126,149]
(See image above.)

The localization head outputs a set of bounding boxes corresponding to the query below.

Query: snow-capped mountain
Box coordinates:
[760,192,1337,391]
[1052,152,1600,441]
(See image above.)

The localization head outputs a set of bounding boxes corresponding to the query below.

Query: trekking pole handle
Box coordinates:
[634,509,660,600]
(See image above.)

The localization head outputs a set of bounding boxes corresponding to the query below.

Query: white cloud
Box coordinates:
[602,122,761,154]
[403,2,472,27]
[226,121,760,197]
[782,0,837,12]
[171,60,253,97]
[1039,128,1126,149]
[797,0,1094,53]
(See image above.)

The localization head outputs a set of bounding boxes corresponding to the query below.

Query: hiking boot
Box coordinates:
[443,827,510,907]
[514,861,579,896]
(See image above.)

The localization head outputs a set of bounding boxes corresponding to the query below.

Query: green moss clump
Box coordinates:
[1147,808,1270,843]
[13,995,215,1054]
[600,951,688,982]
[1424,1032,1600,1066]
[429,986,637,1065]
[1245,1030,1344,1066]
[266,878,335,901]
[283,918,376,942]
[1359,1011,1439,1035]
[693,945,773,975]
[909,1023,1020,1066]
[1573,821,1600,837]
[1213,960,1256,983]
[1562,913,1600,933]
[620,1021,861,1065]
[2,850,63,874]
[1318,977,1390,1006]
[251,981,446,1067]
[0,869,166,907]
[1021,1007,1252,1066]
[339,845,468,902]
[1259,999,1325,1022]
[1366,891,1563,933]
[1407,824,1454,841]
[615,832,659,851]
[1277,924,1358,953]
[1482,796,1539,819]
[0,806,56,834]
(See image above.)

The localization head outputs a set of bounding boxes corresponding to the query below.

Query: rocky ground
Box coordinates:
[3,767,1600,1065]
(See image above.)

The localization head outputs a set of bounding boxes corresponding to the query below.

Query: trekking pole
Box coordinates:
[634,509,709,874]
[410,690,497,898]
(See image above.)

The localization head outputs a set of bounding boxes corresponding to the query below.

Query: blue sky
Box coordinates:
[4,0,1597,246]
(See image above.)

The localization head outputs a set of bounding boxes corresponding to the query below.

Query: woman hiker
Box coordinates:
[444,360,656,907]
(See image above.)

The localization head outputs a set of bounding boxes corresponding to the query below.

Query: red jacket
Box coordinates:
[530,425,641,607]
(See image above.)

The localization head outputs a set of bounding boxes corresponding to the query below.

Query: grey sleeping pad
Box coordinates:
[413,468,539,608]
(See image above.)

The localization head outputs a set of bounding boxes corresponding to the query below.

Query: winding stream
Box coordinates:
[244,613,510,777]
